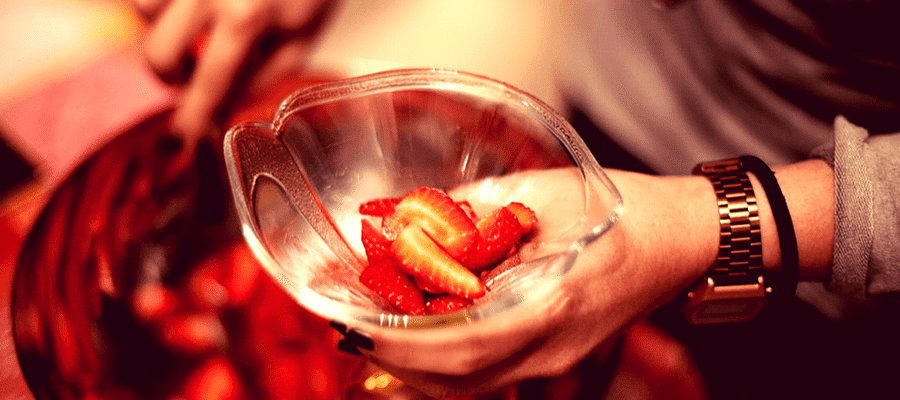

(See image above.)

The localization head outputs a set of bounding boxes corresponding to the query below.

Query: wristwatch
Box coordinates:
[683,158,770,324]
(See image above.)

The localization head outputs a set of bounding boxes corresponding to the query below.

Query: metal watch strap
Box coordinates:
[692,159,763,287]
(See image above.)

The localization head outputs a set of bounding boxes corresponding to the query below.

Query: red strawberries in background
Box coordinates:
[357,187,537,315]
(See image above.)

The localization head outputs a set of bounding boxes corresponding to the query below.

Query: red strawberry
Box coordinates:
[425,294,473,314]
[456,201,478,222]
[391,224,486,300]
[505,202,537,232]
[381,211,404,241]
[359,197,401,217]
[359,260,426,316]
[414,277,445,294]
[359,220,425,315]
[464,206,525,271]
[360,219,393,264]
[385,187,478,259]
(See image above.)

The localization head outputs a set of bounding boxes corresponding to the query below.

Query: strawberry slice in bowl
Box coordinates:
[425,294,474,315]
[359,220,426,315]
[391,223,487,300]
[355,186,543,315]
[463,205,528,272]
[359,198,401,217]
[358,260,426,316]
[382,187,478,260]
[505,201,538,232]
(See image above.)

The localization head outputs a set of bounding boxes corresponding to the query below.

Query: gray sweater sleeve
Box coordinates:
[812,116,900,303]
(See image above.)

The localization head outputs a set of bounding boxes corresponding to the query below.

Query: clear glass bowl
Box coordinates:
[224,69,621,332]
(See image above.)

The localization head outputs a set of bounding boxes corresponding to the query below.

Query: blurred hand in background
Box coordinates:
[130,0,338,138]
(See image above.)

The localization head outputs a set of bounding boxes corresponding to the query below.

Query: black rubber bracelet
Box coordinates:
[738,156,799,302]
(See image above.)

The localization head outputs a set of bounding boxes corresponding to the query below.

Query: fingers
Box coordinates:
[330,284,571,376]
[367,315,546,375]
[142,0,339,138]
[353,327,627,398]
[370,343,550,399]
[170,12,264,138]
[143,0,211,83]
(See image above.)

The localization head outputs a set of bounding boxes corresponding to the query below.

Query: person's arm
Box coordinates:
[576,159,835,316]
[351,160,836,398]
[755,159,833,281]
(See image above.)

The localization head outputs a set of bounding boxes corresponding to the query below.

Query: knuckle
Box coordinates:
[539,354,581,378]
[143,43,191,84]
[275,0,326,30]
[143,42,175,74]
[130,0,164,16]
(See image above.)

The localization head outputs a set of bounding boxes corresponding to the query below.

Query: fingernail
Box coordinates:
[337,339,362,356]
[329,320,348,334]
[345,329,374,351]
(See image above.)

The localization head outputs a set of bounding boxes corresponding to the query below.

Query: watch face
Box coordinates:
[683,275,769,324]
[687,298,766,324]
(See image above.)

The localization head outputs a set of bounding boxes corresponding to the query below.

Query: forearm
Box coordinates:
[600,158,835,307]
[757,159,834,281]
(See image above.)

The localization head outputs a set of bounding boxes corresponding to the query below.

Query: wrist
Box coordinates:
[679,157,833,324]
[741,159,833,282]
[746,172,782,275]
[603,170,720,303]
[759,160,834,281]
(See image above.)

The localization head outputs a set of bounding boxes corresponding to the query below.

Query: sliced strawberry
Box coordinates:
[359,260,426,316]
[464,206,525,271]
[505,202,537,232]
[381,211,404,241]
[414,277,445,294]
[361,219,393,264]
[359,197,401,217]
[387,187,478,259]
[391,224,486,300]
[456,201,478,222]
[359,219,425,315]
[425,294,473,314]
